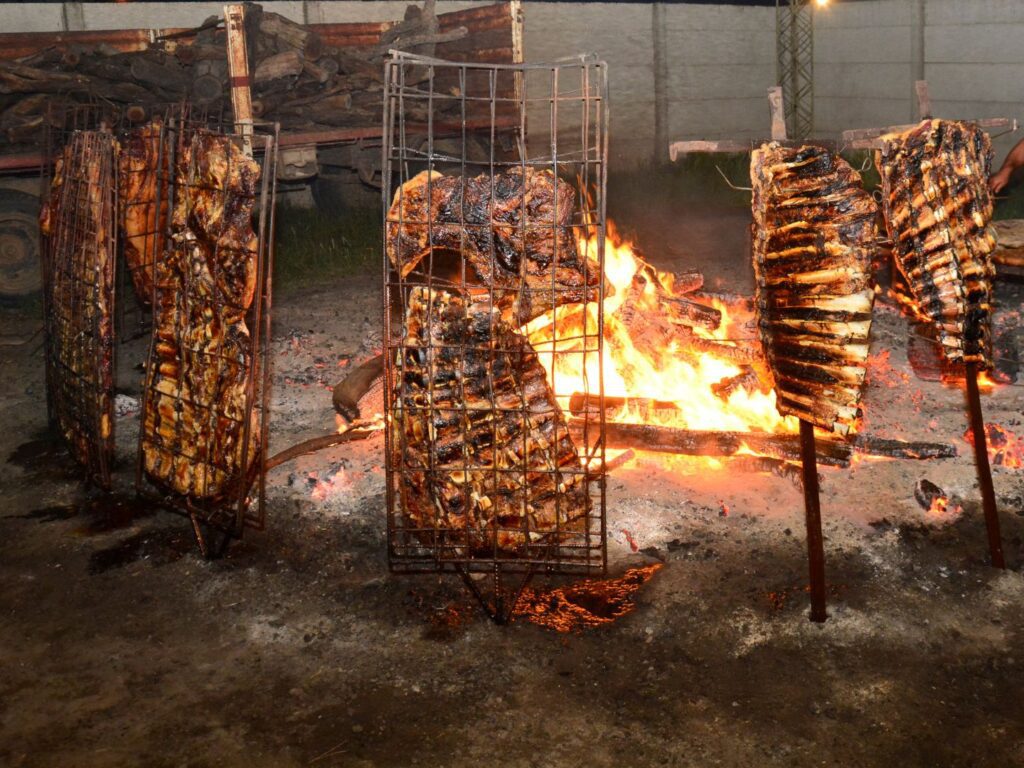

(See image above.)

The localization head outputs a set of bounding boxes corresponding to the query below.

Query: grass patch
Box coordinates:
[272,205,380,293]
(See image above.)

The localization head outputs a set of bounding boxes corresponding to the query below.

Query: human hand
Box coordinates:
[989,168,1012,194]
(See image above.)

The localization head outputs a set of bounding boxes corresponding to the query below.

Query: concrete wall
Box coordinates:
[4,2,1024,166]
[814,0,1024,162]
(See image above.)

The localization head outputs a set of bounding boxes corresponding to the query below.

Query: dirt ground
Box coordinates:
[2,201,1024,767]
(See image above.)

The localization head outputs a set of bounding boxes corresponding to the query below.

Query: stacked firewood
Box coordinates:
[0,0,464,147]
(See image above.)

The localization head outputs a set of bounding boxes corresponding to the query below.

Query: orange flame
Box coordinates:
[967,423,1024,469]
[523,222,798,434]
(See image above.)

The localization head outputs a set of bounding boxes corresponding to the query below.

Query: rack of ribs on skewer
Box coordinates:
[39,130,118,486]
[751,143,879,435]
[385,168,602,323]
[141,130,261,502]
[876,119,996,367]
[118,120,169,306]
[394,286,591,556]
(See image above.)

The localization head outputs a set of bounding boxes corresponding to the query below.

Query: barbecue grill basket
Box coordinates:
[382,52,609,619]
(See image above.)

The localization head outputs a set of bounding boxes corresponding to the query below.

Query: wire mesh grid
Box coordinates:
[134,115,278,541]
[116,104,229,342]
[382,52,609,586]
[41,124,119,489]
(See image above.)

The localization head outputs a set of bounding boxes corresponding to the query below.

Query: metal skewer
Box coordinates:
[964,362,1005,569]
[799,419,828,622]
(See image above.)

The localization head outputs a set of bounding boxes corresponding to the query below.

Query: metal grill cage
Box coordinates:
[134,115,278,542]
[382,52,609,581]
[41,114,119,489]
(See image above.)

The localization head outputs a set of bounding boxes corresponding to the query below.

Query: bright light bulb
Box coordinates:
[815,0,829,6]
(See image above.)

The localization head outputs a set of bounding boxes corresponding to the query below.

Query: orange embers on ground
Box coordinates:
[522,222,798,435]
[965,423,1024,469]
[513,563,663,632]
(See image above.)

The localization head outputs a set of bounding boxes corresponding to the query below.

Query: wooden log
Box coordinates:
[664,296,721,331]
[129,55,190,92]
[570,419,959,467]
[671,269,704,295]
[191,74,224,104]
[302,57,333,84]
[254,50,303,83]
[333,353,384,422]
[568,393,680,420]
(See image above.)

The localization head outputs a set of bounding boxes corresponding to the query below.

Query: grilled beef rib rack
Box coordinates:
[394,286,590,557]
[751,142,879,435]
[876,119,996,367]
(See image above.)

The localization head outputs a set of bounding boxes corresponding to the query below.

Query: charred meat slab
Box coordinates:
[394,286,590,555]
[141,131,261,501]
[118,120,169,306]
[751,142,878,435]
[39,130,118,487]
[876,119,995,366]
[385,168,601,322]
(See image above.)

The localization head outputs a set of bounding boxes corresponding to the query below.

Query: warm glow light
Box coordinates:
[816,0,829,7]
[522,222,800,436]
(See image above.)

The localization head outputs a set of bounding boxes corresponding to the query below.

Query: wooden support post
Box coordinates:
[799,419,828,622]
[768,86,787,142]
[965,362,1006,569]
[915,80,932,120]
[224,3,254,157]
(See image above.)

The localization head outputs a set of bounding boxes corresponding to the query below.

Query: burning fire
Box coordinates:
[965,423,1024,469]
[523,222,798,434]
[927,494,961,518]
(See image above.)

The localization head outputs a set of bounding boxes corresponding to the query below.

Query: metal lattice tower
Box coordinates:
[776,0,815,140]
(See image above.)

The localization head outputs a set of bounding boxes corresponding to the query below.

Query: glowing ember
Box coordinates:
[523,222,798,435]
[513,563,663,632]
[307,467,351,501]
[927,494,962,518]
[965,423,1024,469]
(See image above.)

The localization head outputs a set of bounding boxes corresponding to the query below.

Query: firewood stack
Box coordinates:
[0,0,465,148]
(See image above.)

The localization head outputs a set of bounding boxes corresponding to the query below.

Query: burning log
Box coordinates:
[568,393,680,420]
[333,353,384,422]
[569,419,958,468]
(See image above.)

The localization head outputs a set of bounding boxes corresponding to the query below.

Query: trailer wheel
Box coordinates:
[0,189,41,300]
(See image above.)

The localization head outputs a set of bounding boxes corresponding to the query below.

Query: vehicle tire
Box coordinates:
[0,188,42,301]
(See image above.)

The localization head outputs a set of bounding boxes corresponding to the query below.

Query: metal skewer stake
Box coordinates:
[799,419,828,622]
[964,362,1005,569]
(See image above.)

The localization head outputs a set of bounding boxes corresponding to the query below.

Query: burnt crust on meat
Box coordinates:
[386,168,602,323]
[393,286,591,556]
[751,142,879,435]
[141,130,261,502]
[876,119,995,367]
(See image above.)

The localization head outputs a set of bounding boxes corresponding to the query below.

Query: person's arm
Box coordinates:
[989,137,1024,194]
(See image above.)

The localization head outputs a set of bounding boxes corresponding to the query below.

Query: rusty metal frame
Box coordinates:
[382,52,609,620]
[133,115,278,555]
[41,106,119,490]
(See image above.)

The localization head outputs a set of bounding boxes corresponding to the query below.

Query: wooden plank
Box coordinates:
[769,86,787,142]
[915,79,931,120]
[842,117,1017,149]
[224,3,253,156]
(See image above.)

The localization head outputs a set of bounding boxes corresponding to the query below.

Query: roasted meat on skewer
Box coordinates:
[751,143,879,435]
[876,119,996,366]
[141,130,261,501]
[118,120,169,306]
[393,286,590,555]
[385,168,602,322]
[39,131,118,486]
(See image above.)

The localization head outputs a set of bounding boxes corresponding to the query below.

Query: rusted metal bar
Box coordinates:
[799,419,827,623]
[264,428,380,471]
[965,362,1006,569]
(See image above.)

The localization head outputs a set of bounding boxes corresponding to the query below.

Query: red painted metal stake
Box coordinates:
[965,362,1005,569]
[799,419,828,622]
